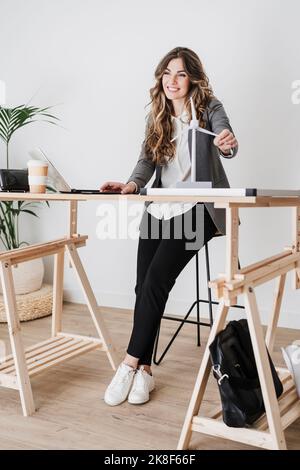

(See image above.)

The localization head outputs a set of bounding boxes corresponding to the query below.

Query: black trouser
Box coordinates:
[126,203,217,365]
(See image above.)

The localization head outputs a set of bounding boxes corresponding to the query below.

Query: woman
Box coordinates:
[100,47,238,406]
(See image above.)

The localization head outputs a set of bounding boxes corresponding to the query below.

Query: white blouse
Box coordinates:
[147,111,197,220]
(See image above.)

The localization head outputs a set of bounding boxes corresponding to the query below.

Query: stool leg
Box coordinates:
[195,252,201,346]
[205,243,214,326]
[153,302,200,365]
[153,321,162,365]
[153,247,217,365]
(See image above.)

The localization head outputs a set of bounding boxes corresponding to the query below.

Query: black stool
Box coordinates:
[153,239,245,365]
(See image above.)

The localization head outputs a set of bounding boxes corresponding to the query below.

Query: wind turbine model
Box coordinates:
[173,96,217,188]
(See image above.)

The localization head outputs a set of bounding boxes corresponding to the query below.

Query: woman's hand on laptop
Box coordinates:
[99,181,137,194]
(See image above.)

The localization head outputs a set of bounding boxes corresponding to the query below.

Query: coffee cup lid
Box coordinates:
[27,159,48,167]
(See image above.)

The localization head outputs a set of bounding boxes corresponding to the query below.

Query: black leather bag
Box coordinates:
[209,319,283,427]
[0,169,29,191]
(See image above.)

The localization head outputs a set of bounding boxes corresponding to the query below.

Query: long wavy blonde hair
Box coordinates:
[145,47,214,165]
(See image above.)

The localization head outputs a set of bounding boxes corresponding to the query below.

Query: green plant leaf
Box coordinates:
[18,241,30,247]
[0,103,58,248]
[0,104,59,144]
[20,210,39,217]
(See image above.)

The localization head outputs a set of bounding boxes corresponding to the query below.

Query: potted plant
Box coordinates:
[0,104,58,294]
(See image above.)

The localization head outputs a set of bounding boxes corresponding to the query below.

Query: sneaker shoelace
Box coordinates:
[112,366,135,386]
[132,370,148,392]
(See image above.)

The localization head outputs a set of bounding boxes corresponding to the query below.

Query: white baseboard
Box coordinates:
[63,288,300,330]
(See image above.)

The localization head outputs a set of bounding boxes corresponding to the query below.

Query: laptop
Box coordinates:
[29,148,121,194]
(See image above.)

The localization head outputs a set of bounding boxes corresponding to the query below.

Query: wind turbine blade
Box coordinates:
[171,127,190,142]
[195,126,217,137]
[190,96,197,121]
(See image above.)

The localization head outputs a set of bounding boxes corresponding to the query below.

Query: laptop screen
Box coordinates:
[28,148,71,192]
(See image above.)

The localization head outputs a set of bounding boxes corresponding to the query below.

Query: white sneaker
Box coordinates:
[104,362,136,406]
[128,366,155,405]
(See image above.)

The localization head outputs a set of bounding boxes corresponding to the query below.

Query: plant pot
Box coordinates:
[0,258,44,295]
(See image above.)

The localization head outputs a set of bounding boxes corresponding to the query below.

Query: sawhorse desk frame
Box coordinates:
[176,195,300,450]
[0,192,299,450]
[0,193,122,416]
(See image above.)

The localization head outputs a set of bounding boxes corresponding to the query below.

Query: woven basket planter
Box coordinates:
[0,283,53,323]
[0,258,44,295]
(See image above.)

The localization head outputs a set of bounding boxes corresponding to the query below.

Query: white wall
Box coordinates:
[1,0,300,328]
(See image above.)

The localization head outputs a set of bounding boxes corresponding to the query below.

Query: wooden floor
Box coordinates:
[0,302,299,450]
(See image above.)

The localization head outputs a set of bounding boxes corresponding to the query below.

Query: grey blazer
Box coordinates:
[126,97,238,235]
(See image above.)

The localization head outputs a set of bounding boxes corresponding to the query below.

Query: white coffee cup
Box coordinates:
[27,160,48,193]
